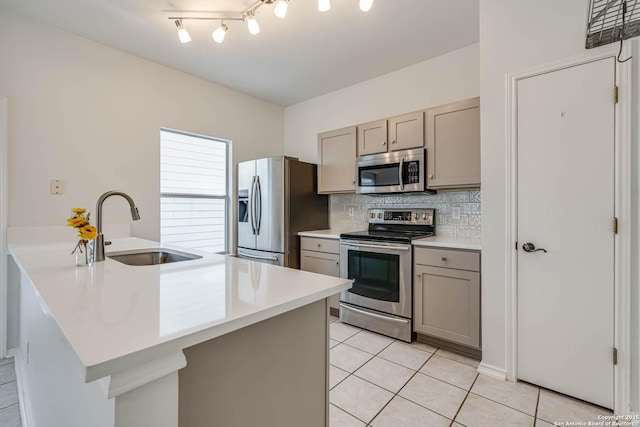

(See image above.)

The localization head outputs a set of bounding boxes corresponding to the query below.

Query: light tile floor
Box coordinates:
[0,320,614,427]
[328,315,613,427]
[0,357,21,427]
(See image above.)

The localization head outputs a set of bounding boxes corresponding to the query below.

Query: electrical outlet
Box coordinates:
[50,179,64,195]
[348,207,355,217]
[452,207,461,220]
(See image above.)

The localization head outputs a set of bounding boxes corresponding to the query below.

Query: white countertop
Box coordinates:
[412,236,481,251]
[300,230,481,251]
[8,238,351,382]
[298,229,358,239]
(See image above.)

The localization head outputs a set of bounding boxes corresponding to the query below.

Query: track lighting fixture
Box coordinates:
[246,12,260,35]
[212,22,228,43]
[274,0,289,19]
[169,0,373,45]
[174,19,191,44]
[318,0,331,12]
[359,0,374,12]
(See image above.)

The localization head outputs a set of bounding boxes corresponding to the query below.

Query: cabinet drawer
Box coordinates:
[300,237,340,254]
[414,247,479,271]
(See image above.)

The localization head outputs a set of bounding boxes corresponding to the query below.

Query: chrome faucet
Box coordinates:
[91,191,141,262]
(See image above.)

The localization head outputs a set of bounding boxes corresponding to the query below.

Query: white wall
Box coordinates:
[480,0,639,410]
[0,10,284,241]
[631,38,639,413]
[284,44,479,163]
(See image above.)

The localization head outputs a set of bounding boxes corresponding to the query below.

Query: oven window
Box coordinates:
[359,164,400,187]
[347,250,400,302]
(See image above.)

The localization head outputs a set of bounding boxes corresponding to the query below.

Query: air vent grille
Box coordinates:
[586,0,640,48]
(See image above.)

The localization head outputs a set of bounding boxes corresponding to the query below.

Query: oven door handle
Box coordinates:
[341,242,411,252]
[398,157,404,191]
[340,304,410,324]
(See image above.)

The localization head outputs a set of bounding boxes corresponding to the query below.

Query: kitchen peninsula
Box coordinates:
[8,237,350,427]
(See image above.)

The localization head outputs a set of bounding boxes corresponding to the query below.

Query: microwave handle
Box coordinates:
[398,157,404,191]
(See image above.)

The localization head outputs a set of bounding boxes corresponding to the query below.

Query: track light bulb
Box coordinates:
[247,13,260,35]
[212,23,228,43]
[175,19,191,43]
[274,0,289,19]
[359,0,374,12]
[318,0,330,12]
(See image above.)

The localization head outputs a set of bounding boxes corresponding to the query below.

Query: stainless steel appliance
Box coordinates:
[356,148,434,195]
[237,156,328,268]
[339,208,435,342]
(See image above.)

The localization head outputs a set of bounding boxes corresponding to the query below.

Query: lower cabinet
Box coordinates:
[414,247,481,349]
[300,237,341,312]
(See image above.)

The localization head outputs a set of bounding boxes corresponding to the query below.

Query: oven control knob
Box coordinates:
[377,213,383,219]
[422,213,428,220]
[370,212,375,218]
[414,213,420,220]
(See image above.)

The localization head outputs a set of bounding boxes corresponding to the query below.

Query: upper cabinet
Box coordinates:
[357,112,424,156]
[357,119,387,156]
[317,126,357,194]
[426,97,480,189]
[388,111,425,152]
[316,98,480,194]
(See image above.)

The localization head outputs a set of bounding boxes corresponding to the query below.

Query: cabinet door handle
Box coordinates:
[391,140,396,144]
[441,257,447,261]
[382,141,387,145]
[428,174,434,179]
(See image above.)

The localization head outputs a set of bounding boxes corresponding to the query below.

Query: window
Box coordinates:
[160,129,230,253]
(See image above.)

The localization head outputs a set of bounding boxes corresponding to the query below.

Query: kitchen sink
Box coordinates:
[107,248,202,266]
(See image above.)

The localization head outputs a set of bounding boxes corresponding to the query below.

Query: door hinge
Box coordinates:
[613,347,618,365]
[613,217,618,234]
[613,86,619,104]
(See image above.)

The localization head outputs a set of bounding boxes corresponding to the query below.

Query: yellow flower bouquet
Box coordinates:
[67,208,97,266]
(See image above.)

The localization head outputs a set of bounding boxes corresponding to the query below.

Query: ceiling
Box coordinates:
[0,0,479,106]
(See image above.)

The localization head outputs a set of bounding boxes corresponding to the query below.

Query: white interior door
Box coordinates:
[517,58,615,409]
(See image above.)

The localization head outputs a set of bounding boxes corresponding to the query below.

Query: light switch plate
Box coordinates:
[451,207,461,220]
[50,179,64,195]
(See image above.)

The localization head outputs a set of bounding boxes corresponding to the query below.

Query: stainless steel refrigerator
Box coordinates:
[237,156,329,268]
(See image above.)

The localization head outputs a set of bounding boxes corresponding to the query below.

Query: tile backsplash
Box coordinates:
[330,190,481,238]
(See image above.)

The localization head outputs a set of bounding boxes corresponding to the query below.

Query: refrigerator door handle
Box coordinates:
[250,176,257,235]
[255,176,262,235]
[238,250,279,261]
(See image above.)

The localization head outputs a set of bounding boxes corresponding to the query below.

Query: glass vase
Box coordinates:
[75,240,93,267]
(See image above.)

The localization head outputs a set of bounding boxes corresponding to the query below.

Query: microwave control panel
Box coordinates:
[403,160,421,184]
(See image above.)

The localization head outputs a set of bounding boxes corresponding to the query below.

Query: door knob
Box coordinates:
[522,242,547,253]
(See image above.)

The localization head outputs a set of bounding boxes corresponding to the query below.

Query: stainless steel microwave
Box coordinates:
[356,148,433,194]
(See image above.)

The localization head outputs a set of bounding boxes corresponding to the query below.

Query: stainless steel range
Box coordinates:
[339,208,435,342]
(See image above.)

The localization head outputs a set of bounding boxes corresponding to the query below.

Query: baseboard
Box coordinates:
[6,347,16,358]
[14,351,35,427]
[477,362,507,380]
[415,333,482,360]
